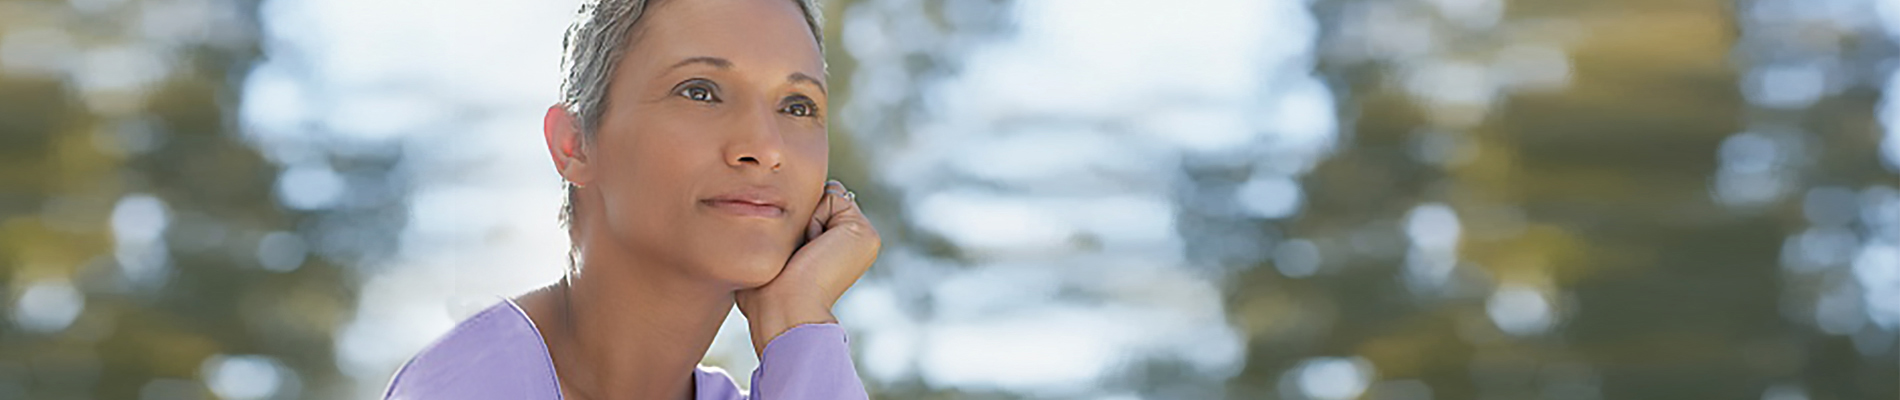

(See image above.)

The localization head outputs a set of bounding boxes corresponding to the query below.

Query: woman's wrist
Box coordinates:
[743,293,838,358]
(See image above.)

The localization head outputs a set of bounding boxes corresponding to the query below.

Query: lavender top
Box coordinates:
[383,299,869,400]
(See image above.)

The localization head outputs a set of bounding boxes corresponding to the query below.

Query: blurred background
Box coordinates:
[1,0,1897,398]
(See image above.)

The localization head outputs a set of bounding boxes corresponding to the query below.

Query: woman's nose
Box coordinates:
[724,107,786,171]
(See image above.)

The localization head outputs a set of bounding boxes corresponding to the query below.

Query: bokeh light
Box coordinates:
[0,0,1895,398]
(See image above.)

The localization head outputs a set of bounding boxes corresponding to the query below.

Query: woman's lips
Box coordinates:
[700,199,786,218]
[702,187,789,218]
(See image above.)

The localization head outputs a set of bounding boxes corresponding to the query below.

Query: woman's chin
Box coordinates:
[711,252,791,289]
[670,223,800,288]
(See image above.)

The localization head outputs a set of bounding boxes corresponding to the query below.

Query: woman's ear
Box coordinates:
[544,105,595,187]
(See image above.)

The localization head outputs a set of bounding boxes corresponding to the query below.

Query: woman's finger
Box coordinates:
[804,211,824,241]
[812,180,843,229]
[820,181,868,231]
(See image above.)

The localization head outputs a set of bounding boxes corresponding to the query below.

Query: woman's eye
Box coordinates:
[781,98,818,118]
[676,81,719,103]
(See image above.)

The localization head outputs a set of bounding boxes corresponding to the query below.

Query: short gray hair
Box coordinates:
[556,0,824,234]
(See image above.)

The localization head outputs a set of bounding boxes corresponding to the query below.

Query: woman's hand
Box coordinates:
[736,180,881,357]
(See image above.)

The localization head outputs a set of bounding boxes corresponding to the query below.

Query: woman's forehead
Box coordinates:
[623,0,824,81]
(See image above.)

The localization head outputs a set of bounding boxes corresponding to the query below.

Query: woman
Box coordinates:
[382,0,879,398]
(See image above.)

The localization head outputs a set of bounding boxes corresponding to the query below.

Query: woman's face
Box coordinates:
[584,0,827,288]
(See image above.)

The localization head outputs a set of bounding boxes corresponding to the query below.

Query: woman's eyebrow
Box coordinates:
[666,56,732,72]
[666,56,823,95]
[788,72,826,95]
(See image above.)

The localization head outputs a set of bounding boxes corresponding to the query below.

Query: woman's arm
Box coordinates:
[743,323,869,400]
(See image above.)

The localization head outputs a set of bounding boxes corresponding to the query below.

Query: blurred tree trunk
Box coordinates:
[0,1,392,398]
[1224,0,1898,398]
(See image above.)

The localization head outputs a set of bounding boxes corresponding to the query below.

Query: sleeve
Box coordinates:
[744,323,870,400]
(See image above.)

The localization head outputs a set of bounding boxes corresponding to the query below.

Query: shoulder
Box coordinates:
[383,300,563,400]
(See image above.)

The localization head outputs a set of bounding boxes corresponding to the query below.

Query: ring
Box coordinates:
[844,190,857,202]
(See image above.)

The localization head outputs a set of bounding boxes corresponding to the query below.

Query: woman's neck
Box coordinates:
[520,245,735,400]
